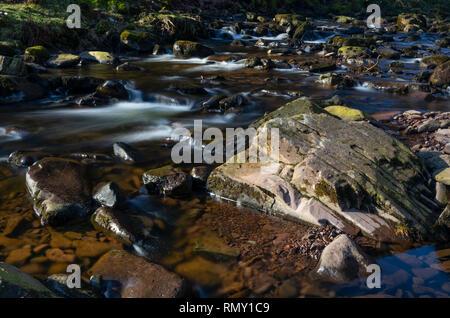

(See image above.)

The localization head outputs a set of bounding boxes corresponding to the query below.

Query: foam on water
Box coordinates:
[354,82,376,92]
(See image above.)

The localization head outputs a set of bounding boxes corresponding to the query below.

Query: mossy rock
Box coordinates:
[24,46,49,64]
[324,106,368,121]
[173,40,214,58]
[430,60,450,87]
[192,232,240,261]
[0,41,19,57]
[275,14,303,27]
[332,36,373,48]
[338,46,367,59]
[120,30,154,52]
[435,168,450,186]
[420,54,449,69]
[292,21,312,42]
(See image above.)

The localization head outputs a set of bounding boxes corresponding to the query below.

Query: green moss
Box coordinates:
[120,30,149,41]
[324,106,368,121]
[314,179,338,204]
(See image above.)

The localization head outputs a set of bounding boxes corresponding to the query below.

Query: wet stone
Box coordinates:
[90,207,138,245]
[0,262,56,297]
[25,158,92,226]
[93,182,122,208]
[142,165,192,197]
[88,250,186,298]
[113,142,140,163]
[314,235,371,283]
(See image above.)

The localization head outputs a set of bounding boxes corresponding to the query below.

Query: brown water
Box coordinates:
[0,20,449,298]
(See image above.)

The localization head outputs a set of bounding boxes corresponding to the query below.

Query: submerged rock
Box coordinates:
[142,165,192,197]
[173,41,214,58]
[207,98,441,241]
[315,234,371,283]
[309,61,336,73]
[25,158,92,226]
[88,250,186,298]
[0,262,56,297]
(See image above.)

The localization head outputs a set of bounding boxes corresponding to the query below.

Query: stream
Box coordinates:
[0,18,449,298]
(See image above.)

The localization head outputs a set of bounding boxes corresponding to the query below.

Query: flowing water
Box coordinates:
[0,19,449,297]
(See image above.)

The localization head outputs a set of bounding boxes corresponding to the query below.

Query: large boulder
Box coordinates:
[430,61,450,88]
[25,158,92,226]
[173,41,214,58]
[87,250,186,298]
[0,262,56,297]
[207,98,442,242]
[314,234,371,283]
